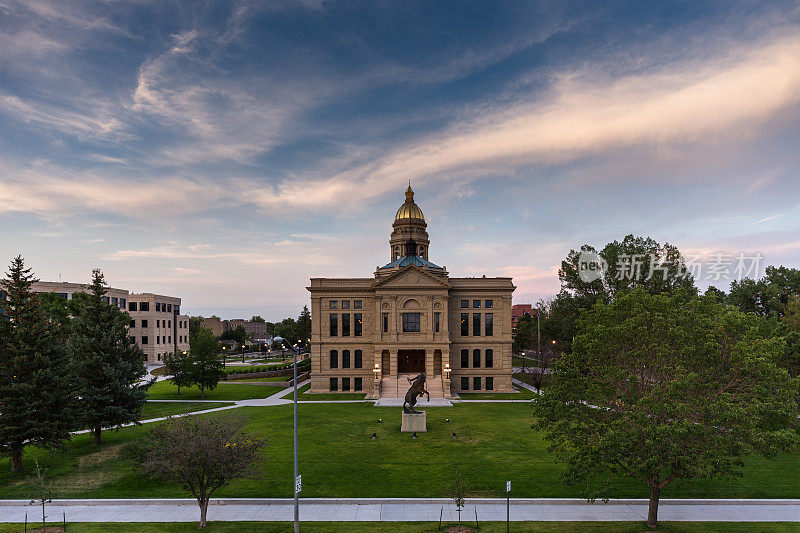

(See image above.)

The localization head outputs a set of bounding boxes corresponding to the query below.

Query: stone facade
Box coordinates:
[307,185,514,397]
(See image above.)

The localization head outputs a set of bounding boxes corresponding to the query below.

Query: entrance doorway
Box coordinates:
[398,350,426,374]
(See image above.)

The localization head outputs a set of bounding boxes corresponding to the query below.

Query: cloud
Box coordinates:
[752,214,783,225]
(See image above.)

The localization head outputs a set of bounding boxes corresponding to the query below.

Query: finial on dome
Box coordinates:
[405,181,414,202]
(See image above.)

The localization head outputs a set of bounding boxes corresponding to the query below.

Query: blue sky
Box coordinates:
[1,0,800,320]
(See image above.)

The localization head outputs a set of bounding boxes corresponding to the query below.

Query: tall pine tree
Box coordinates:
[0,256,74,473]
[69,269,148,445]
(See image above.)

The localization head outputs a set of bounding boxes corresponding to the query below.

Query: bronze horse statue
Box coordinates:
[403,373,430,414]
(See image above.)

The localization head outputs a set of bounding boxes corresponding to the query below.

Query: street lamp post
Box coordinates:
[277,337,301,533]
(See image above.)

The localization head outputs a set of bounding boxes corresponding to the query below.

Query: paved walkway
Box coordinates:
[2,498,798,523]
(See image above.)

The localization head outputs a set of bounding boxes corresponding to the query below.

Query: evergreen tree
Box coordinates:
[189,327,225,399]
[69,269,148,445]
[0,256,74,473]
[296,305,311,348]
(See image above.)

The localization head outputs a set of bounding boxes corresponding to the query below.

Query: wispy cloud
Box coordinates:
[752,214,783,225]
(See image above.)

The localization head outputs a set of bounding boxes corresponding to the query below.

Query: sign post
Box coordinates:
[506,480,511,532]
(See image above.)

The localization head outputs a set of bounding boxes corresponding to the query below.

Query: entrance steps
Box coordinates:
[374,374,451,406]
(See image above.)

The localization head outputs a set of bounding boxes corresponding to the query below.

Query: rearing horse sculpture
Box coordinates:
[403,373,430,414]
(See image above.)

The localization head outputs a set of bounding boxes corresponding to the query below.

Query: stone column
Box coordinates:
[390,349,398,377]
[425,349,434,377]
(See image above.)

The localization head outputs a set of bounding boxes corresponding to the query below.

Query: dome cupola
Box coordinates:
[394,183,425,222]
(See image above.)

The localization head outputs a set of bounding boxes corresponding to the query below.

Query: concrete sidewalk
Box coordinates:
[2,498,799,523]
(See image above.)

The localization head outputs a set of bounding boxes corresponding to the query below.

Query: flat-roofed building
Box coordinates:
[128,293,190,363]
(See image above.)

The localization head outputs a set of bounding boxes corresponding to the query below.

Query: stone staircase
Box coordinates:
[379,374,446,399]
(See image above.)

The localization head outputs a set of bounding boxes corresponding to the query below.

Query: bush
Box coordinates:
[223,358,310,376]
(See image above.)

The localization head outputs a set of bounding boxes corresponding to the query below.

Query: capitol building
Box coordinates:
[307,184,515,398]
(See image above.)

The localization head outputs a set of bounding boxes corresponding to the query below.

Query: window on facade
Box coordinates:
[354,313,362,336]
[461,313,469,336]
[130,319,136,328]
[156,336,160,345]
[461,377,469,390]
[342,314,351,337]
[473,299,481,308]
[460,299,468,308]
[329,378,338,392]
[330,300,338,309]
[460,349,469,368]
[330,350,338,369]
[167,304,172,313]
[142,320,148,328]
[486,377,494,390]
[330,314,338,336]
[354,300,362,309]
[354,377,362,391]
[486,300,493,309]
[103,296,109,304]
[382,313,389,332]
[175,306,180,314]
[402,312,421,332]
[157,320,160,328]
[342,300,350,309]
[140,302,149,311]
[112,297,118,305]
[168,336,171,343]
[485,349,494,368]
[156,302,161,312]
[142,336,148,344]
[434,312,440,332]
[158,353,161,361]
[342,350,350,369]
[355,349,363,369]
[473,349,481,368]
[168,320,171,328]
[473,313,481,336]
[485,313,493,336]
[342,377,350,391]
[473,377,481,391]
[120,298,126,309]
[129,302,137,312]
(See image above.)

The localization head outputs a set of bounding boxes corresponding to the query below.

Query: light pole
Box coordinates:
[277,336,301,533]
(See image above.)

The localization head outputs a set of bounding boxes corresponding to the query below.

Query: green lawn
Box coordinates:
[226,376,290,383]
[147,380,286,401]
[2,523,800,533]
[1,402,799,500]
[283,383,368,401]
[458,386,538,400]
[140,401,235,419]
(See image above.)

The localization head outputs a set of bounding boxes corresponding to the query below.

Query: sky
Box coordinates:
[1,0,800,320]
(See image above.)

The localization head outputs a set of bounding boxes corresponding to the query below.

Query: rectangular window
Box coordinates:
[485,349,494,368]
[342,300,350,309]
[342,350,350,369]
[142,320,148,328]
[130,319,136,328]
[342,377,350,391]
[461,349,469,368]
[157,319,160,328]
[111,297,118,305]
[330,300,338,309]
[434,312,440,332]
[330,314,338,337]
[485,313,493,336]
[460,299,469,308]
[120,298,126,309]
[402,312,421,332]
[473,349,481,368]
[354,349,363,369]
[354,300,362,309]
[168,320,171,328]
[103,296,109,304]
[461,313,469,336]
[342,313,350,337]
[142,336,148,344]
[329,378,338,392]
[156,336,160,344]
[473,299,481,308]
[473,377,481,391]
[129,302,137,312]
[354,377,362,391]
[168,336,171,343]
[167,304,172,313]
[461,377,469,390]
[382,313,389,332]
[486,377,494,390]
[354,313,362,336]
[156,302,161,312]
[486,300,493,309]
[473,313,481,336]
[175,306,180,314]
[329,350,338,369]
[140,302,149,311]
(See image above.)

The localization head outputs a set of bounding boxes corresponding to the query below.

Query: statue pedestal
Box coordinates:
[401,411,427,432]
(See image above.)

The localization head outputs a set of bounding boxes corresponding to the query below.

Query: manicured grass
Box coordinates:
[2,523,800,533]
[1,403,799,500]
[282,383,368,401]
[146,380,285,401]
[139,401,235,419]
[457,386,537,400]
[226,376,289,382]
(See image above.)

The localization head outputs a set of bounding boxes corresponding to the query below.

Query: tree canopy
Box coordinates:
[532,288,799,528]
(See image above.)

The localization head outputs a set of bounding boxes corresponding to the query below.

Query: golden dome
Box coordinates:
[394,183,425,222]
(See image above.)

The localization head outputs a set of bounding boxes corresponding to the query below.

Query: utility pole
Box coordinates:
[537,310,541,362]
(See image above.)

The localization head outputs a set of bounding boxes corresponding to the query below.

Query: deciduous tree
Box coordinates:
[189,327,225,399]
[163,350,193,395]
[533,288,799,528]
[140,414,266,528]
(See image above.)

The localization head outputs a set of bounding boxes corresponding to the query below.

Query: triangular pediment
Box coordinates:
[374,265,450,289]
